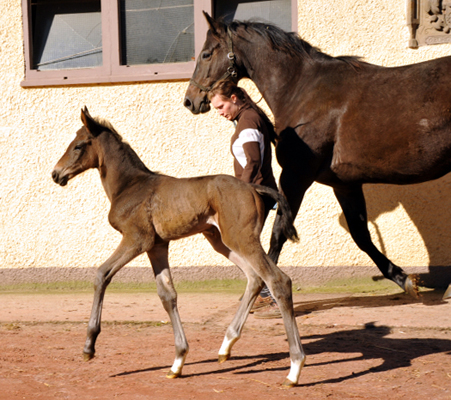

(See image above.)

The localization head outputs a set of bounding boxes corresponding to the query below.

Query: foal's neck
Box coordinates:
[96,133,150,202]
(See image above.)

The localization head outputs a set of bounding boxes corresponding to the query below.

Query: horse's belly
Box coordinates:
[330,153,451,185]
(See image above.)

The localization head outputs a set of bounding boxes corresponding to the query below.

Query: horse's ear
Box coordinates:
[81,106,102,137]
[203,11,224,37]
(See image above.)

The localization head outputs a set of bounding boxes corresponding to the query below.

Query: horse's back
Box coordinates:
[140,174,262,240]
[294,55,451,185]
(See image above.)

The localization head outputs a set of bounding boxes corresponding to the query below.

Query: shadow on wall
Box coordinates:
[338,173,451,288]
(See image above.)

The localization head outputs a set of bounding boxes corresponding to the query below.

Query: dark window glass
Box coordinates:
[120,0,194,65]
[214,0,292,31]
[31,0,102,71]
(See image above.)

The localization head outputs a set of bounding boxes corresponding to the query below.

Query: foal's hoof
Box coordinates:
[282,378,296,388]
[83,352,95,362]
[443,284,451,300]
[404,275,420,298]
[218,354,230,364]
[166,370,181,379]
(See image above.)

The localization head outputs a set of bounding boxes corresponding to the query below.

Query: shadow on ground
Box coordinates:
[293,288,447,317]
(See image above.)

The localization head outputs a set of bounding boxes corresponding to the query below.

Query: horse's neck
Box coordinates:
[237,38,308,130]
[96,135,148,202]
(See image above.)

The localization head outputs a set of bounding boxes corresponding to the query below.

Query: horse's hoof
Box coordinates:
[218,354,230,364]
[443,284,451,300]
[282,378,296,388]
[83,352,95,362]
[166,370,181,379]
[404,275,420,298]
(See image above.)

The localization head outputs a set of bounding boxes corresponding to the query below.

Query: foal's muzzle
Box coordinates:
[52,169,69,186]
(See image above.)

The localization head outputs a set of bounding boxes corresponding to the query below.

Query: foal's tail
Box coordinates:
[251,184,299,243]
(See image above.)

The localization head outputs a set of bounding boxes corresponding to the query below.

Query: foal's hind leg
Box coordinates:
[83,238,143,360]
[147,243,188,379]
[237,247,306,387]
[334,185,418,297]
[444,283,451,300]
[203,228,265,362]
[206,222,305,386]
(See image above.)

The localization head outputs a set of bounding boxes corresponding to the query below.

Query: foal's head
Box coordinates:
[52,107,106,186]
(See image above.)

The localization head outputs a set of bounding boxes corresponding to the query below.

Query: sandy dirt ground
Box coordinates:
[0,289,450,399]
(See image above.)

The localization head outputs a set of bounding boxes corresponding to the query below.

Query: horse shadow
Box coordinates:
[338,175,451,288]
[292,287,448,317]
[298,321,451,386]
[111,289,450,382]
[111,321,451,386]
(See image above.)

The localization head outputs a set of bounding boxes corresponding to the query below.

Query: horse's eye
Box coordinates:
[202,51,211,60]
[74,143,84,151]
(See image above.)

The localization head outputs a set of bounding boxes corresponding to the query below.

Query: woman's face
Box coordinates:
[210,94,240,121]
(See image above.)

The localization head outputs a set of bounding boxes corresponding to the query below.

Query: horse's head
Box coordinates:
[184,12,242,114]
[52,107,103,186]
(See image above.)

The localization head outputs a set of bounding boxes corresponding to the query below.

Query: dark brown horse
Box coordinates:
[184,12,451,300]
[51,107,304,387]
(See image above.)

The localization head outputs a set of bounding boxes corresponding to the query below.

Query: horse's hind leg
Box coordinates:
[334,185,418,297]
[239,249,305,387]
[218,265,264,363]
[206,220,305,386]
[444,283,451,300]
[83,238,143,360]
[147,243,188,379]
[203,228,264,362]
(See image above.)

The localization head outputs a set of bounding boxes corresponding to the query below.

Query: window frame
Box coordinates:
[21,0,297,87]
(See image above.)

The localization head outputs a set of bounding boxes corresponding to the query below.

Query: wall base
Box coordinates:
[0,266,450,288]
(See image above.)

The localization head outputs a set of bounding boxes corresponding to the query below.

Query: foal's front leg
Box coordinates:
[83,238,142,360]
[148,243,189,379]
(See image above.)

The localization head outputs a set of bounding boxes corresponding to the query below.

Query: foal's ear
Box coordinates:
[81,106,103,137]
[203,11,224,37]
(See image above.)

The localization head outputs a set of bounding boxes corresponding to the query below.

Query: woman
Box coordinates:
[208,80,281,319]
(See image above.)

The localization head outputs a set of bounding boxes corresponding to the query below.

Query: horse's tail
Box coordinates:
[251,184,299,243]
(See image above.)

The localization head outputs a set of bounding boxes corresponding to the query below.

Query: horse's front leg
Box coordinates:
[147,243,188,379]
[83,238,143,360]
[268,167,312,263]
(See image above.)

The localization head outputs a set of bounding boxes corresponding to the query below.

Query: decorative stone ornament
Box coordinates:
[408,0,451,47]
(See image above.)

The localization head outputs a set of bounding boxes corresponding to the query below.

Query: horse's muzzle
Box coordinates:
[183,96,211,114]
[52,169,69,186]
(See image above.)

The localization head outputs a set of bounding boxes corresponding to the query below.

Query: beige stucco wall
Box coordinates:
[1,0,451,276]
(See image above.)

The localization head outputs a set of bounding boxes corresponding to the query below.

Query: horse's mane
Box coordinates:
[227,19,368,70]
[93,117,154,175]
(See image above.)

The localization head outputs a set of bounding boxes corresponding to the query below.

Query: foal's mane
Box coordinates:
[93,117,153,174]
[227,19,367,70]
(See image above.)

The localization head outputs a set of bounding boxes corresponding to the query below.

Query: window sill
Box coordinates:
[21,62,195,88]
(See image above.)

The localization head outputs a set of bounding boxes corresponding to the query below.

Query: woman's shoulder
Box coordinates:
[236,106,262,129]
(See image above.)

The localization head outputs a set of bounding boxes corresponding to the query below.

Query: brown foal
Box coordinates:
[51,107,304,387]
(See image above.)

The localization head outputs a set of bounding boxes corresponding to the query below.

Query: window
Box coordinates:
[31,0,103,71]
[21,0,296,87]
[120,0,194,65]
[214,0,296,32]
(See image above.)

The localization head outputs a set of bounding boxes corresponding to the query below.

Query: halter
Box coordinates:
[189,27,238,93]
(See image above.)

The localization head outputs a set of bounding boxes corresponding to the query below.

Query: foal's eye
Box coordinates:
[202,51,211,60]
[74,143,84,151]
